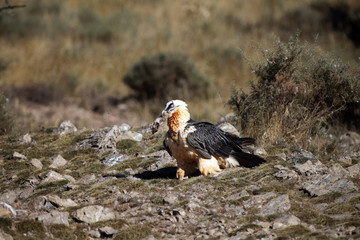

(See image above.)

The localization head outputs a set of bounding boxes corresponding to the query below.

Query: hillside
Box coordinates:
[0,120,359,239]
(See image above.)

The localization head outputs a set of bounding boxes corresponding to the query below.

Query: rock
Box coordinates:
[243,192,276,209]
[88,229,101,238]
[273,215,301,229]
[41,170,66,184]
[31,158,43,169]
[150,116,166,134]
[294,160,326,176]
[163,193,178,205]
[0,190,17,204]
[121,131,143,142]
[0,230,13,240]
[301,174,357,196]
[290,151,317,164]
[227,190,250,200]
[99,226,118,237]
[254,147,267,156]
[13,151,26,160]
[259,194,291,216]
[273,165,298,180]
[103,154,129,166]
[328,163,348,177]
[217,122,240,136]
[55,120,78,135]
[347,163,360,178]
[46,195,78,208]
[119,123,131,131]
[63,174,76,183]
[339,131,360,148]
[77,174,96,184]
[22,133,32,144]
[36,210,69,226]
[49,154,67,168]
[72,205,116,223]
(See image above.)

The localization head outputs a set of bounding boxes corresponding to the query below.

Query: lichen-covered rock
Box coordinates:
[273,215,301,229]
[72,205,116,223]
[259,194,291,216]
[36,210,70,226]
[49,154,67,169]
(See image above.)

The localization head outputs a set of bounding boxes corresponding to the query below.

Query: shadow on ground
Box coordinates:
[134,167,178,179]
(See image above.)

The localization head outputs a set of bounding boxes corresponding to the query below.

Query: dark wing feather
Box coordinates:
[186,121,265,167]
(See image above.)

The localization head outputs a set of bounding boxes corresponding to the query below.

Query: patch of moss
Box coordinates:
[116,139,144,155]
[15,219,46,239]
[114,225,153,240]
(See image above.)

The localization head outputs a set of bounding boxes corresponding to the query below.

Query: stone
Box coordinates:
[31,158,43,169]
[163,193,178,205]
[294,160,326,176]
[254,147,267,156]
[347,163,360,178]
[77,174,96,184]
[328,163,348,177]
[88,229,101,238]
[49,154,67,168]
[119,123,131,131]
[217,122,240,136]
[273,215,301,229]
[13,152,26,160]
[46,195,78,208]
[63,174,76,183]
[22,133,32,143]
[243,192,276,209]
[273,165,298,180]
[36,210,69,226]
[290,151,317,164]
[72,205,116,223]
[227,190,250,200]
[339,131,360,148]
[41,170,66,184]
[301,174,357,196]
[0,230,13,240]
[0,190,17,204]
[121,131,143,142]
[259,194,291,216]
[55,120,78,135]
[99,226,118,237]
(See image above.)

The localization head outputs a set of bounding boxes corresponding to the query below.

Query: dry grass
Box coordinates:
[1,0,360,129]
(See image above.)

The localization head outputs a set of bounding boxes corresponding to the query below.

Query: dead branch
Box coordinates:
[0,0,25,12]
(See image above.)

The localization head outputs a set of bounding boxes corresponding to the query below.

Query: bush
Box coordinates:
[228,35,360,145]
[123,52,214,102]
[0,93,13,135]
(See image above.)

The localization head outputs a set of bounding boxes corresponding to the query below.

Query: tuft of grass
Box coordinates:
[325,203,357,215]
[47,224,76,240]
[116,139,144,155]
[228,34,360,146]
[275,225,312,239]
[114,225,153,240]
[0,93,13,135]
[311,192,342,204]
[15,219,46,239]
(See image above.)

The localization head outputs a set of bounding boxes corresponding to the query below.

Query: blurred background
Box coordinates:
[0,0,359,133]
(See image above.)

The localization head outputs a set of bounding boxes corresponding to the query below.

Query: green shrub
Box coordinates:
[0,93,13,135]
[123,52,214,101]
[228,34,360,145]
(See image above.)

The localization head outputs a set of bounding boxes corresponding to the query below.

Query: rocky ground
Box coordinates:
[0,120,359,240]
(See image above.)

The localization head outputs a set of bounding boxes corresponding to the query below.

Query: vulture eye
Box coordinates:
[171,104,174,108]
